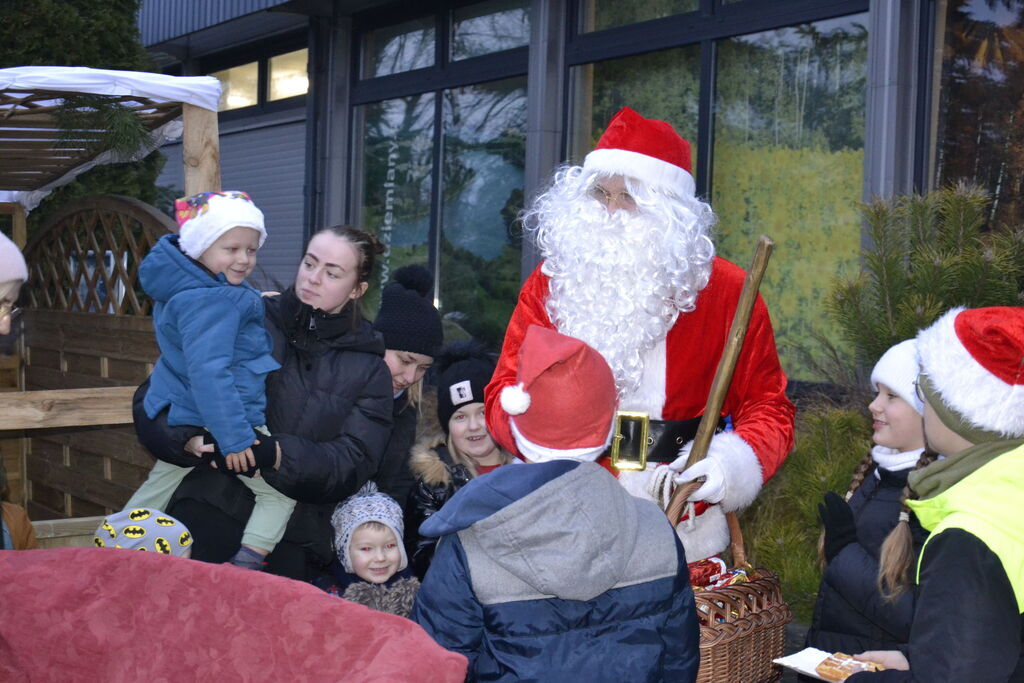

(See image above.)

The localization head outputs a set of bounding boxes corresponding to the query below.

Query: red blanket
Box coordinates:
[0,548,466,682]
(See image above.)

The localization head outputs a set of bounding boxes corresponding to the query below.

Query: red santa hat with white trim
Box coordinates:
[499,325,618,462]
[583,106,696,199]
[917,306,1024,439]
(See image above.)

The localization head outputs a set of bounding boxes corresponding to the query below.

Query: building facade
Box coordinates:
[139,0,1020,379]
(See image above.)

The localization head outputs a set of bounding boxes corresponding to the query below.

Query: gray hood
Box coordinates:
[458,462,676,603]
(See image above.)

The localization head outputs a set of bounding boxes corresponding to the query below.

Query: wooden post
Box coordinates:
[0,203,27,247]
[182,103,221,195]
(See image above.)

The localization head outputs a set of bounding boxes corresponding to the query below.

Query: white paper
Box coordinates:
[773,647,832,681]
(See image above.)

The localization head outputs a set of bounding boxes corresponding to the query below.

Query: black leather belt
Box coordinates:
[605,412,725,470]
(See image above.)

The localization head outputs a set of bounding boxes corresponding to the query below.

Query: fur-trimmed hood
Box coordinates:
[408,431,456,488]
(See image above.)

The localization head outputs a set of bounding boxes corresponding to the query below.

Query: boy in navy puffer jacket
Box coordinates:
[124,191,293,570]
[412,325,699,682]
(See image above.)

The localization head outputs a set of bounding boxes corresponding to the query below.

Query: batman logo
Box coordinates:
[138,547,147,551]
[155,516,176,527]
[101,521,116,539]
[93,537,105,548]
[155,537,171,554]
[128,508,151,521]
[179,531,192,547]
[122,525,147,538]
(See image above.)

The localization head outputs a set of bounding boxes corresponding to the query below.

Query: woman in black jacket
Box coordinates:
[135,225,394,581]
[369,265,443,510]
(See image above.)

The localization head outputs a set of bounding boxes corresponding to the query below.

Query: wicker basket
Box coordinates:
[693,512,792,683]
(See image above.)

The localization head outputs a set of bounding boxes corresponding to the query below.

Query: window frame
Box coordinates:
[198,32,309,119]
[563,0,870,197]
[349,1,531,299]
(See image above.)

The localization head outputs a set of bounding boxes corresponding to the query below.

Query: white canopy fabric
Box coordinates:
[0,67,222,212]
[0,66,221,114]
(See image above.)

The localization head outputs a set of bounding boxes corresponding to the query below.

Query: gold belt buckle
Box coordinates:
[610,410,649,471]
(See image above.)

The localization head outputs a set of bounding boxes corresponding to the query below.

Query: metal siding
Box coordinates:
[221,122,307,291]
[153,121,307,292]
[138,0,293,46]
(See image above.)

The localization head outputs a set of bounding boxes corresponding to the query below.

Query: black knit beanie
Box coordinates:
[435,341,497,434]
[373,265,443,358]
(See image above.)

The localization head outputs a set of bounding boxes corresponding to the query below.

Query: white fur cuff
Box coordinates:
[701,431,763,512]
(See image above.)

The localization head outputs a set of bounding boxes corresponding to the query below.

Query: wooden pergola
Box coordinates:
[0,67,221,434]
[0,66,222,249]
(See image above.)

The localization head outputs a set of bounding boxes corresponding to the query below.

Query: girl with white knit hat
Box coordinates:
[848,307,1024,680]
[805,339,933,660]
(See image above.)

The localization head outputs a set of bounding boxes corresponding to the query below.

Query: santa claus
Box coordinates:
[484,107,795,561]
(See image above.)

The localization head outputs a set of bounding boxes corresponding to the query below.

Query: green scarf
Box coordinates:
[909,374,1024,499]
[908,439,1024,499]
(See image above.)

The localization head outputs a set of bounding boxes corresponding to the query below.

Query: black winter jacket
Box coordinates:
[150,288,393,578]
[403,433,472,580]
[847,528,1024,682]
[806,464,925,653]
[373,393,418,510]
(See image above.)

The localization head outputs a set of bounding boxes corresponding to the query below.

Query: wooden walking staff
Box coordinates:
[664,235,775,526]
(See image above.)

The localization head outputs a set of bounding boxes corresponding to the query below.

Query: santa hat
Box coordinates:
[174,191,266,259]
[499,325,617,462]
[871,339,924,416]
[331,482,408,574]
[0,231,28,283]
[583,107,695,199]
[93,508,192,557]
[917,307,1024,439]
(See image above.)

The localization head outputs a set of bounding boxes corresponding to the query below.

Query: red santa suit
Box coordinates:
[485,258,794,560]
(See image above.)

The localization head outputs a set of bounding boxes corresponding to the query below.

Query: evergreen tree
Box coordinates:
[0,0,164,236]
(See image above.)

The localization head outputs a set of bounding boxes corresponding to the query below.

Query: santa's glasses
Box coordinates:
[588,184,637,212]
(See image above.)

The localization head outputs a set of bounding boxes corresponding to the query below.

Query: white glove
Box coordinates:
[647,464,677,509]
[670,454,727,504]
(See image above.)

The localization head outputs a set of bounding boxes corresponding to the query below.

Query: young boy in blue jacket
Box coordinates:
[412,325,699,682]
[124,191,293,570]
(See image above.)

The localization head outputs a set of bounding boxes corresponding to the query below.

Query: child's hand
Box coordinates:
[226,447,256,473]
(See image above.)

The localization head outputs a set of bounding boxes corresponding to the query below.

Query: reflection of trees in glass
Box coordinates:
[716,21,867,151]
[935,0,1024,225]
[572,46,699,161]
[364,17,435,78]
[452,0,530,61]
[360,93,435,297]
[580,0,697,33]
[441,78,527,349]
[712,15,868,381]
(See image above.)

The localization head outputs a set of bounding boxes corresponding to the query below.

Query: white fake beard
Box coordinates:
[526,168,715,398]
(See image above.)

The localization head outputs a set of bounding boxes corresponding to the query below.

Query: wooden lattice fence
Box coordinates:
[18,195,173,520]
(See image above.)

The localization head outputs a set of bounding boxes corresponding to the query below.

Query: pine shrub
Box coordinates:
[740,183,1024,624]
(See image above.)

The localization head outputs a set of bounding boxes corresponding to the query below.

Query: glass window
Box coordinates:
[440,77,527,347]
[355,93,437,312]
[712,14,869,379]
[363,16,436,78]
[210,62,258,111]
[451,0,530,60]
[932,0,1024,226]
[578,0,697,33]
[269,48,309,101]
[569,46,700,164]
